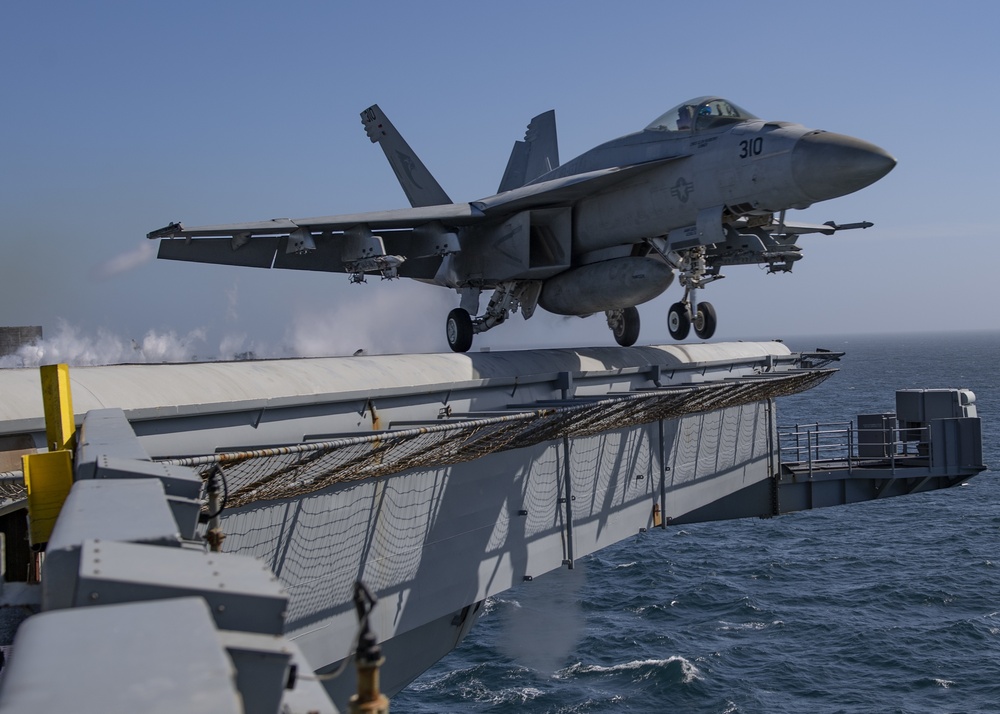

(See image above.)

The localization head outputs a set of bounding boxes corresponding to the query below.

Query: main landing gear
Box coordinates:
[606,307,640,347]
[446,308,474,353]
[445,281,540,353]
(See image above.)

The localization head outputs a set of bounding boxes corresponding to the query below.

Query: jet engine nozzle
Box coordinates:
[792,131,896,202]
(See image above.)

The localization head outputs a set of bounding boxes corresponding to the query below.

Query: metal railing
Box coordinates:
[778,421,929,477]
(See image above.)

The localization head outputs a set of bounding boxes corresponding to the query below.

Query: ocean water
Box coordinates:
[394,332,1000,713]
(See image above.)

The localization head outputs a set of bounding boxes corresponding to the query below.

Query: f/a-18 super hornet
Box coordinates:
[148,97,895,352]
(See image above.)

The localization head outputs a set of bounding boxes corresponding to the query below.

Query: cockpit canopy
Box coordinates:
[645,97,758,133]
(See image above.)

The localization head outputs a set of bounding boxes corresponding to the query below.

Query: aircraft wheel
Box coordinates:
[613,306,641,347]
[446,308,474,353]
[667,302,691,340]
[693,302,717,340]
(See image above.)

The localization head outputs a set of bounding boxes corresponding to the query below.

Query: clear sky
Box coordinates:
[1,1,997,364]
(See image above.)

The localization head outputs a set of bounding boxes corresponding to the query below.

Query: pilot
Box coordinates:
[696,104,713,128]
[676,105,693,131]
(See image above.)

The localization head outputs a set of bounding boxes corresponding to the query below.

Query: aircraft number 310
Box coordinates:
[739,137,763,158]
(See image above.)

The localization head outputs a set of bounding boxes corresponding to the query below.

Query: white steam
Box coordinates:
[0,322,210,368]
[89,241,158,281]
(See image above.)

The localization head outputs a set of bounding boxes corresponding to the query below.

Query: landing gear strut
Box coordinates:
[663,246,722,342]
[444,281,542,353]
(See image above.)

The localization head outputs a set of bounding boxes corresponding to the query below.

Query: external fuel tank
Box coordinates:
[537,256,674,316]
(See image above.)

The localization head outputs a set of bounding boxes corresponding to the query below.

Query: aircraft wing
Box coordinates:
[148,156,687,277]
[147,203,486,240]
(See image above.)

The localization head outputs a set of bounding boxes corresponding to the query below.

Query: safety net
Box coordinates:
[157,370,834,509]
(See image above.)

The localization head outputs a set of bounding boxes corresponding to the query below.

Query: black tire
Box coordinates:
[667,302,691,340]
[693,301,717,340]
[446,308,474,353]
[613,306,641,347]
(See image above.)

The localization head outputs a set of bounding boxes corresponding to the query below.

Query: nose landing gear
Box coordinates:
[693,301,717,340]
[664,246,721,342]
[667,298,716,341]
[667,302,690,340]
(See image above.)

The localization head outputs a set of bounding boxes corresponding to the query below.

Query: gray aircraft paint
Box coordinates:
[148,97,895,351]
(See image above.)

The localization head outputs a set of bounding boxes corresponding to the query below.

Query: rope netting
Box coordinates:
[158,370,834,509]
[0,473,26,502]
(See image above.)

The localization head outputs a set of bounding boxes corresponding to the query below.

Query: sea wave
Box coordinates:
[558,656,700,684]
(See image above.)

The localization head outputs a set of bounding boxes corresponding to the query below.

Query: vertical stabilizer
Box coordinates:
[498,110,559,192]
[361,104,452,207]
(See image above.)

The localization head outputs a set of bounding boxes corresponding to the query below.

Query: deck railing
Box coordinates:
[777,420,928,477]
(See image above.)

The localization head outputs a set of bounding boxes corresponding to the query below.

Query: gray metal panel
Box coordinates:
[43,479,182,610]
[0,597,242,714]
[216,630,293,714]
[896,389,925,423]
[857,413,895,458]
[165,494,203,540]
[157,236,280,268]
[278,637,341,714]
[76,408,151,474]
[90,456,202,499]
[930,417,983,471]
[47,479,180,551]
[73,539,289,635]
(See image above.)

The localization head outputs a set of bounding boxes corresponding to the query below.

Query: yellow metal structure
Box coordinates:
[23,364,76,547]
[23,450,73,547]
[40,363,76,451]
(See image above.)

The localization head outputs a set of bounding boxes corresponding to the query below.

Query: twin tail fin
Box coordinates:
[361,104,452,208]
[498,110,559,192]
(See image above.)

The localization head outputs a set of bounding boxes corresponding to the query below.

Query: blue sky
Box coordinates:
[1,1,997,363]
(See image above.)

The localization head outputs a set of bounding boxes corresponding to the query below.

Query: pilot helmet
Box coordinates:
[697,105,712,116]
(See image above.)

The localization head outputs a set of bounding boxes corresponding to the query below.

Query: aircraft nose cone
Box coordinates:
[792,131,896,202]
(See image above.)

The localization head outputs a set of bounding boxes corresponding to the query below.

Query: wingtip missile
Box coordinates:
[147,222,183,240]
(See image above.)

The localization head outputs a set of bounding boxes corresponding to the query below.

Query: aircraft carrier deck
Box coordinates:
[0,342,985,712]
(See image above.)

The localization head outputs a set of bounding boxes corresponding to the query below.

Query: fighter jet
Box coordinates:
[148,97,895,352]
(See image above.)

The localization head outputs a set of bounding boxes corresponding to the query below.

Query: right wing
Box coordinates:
[148,157,687,278]
[148,204,483,279]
